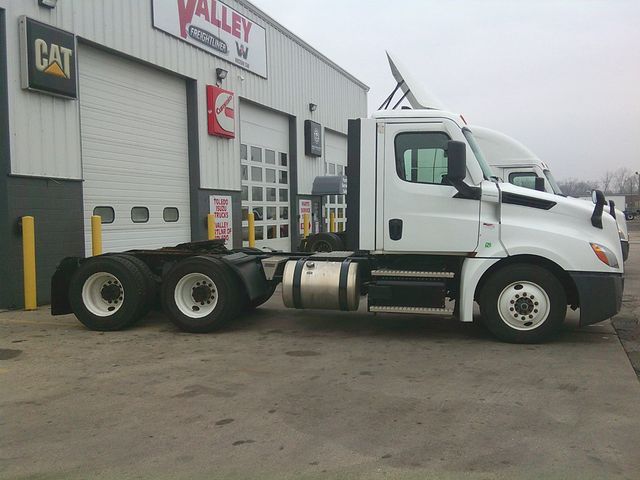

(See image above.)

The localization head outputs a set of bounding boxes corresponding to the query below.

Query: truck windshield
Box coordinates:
[544,169,563,195]
[462,128,493,180]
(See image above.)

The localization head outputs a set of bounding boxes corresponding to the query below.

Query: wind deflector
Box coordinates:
[380,51,448,110]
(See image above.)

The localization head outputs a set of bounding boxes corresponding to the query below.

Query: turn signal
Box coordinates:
[590,243,619,268]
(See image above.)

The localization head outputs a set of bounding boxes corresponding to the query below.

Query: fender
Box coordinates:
[458,257,500,323]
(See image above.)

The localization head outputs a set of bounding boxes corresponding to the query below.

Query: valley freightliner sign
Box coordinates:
[152,0,267,78]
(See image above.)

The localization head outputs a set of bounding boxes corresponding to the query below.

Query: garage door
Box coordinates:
[239,101,290,250]
[324,130,347,232]
[79,46,190,255]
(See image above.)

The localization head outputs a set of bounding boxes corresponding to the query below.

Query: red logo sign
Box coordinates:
[206,85,235,138]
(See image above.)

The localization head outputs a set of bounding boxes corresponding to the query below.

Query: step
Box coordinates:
[369,305,454,315]
[371,269,454,279]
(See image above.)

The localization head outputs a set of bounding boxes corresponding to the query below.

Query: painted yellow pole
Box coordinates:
[248,212,256,248]
[91,215,102,256]
[207,213,216,240]
[303,213,310,238]
[329,211,336,233]
[22,216,37,311]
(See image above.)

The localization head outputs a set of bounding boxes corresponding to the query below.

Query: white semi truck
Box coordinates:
[471,125,630,261]
[51,57,624,344]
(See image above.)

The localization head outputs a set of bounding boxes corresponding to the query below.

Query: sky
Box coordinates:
[251,0,640,182]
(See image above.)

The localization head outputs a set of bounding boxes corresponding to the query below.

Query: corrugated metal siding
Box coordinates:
[4,0,368,192]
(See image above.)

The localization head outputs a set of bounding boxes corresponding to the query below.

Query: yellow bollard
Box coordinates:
[303,213,310,238]
[248,212,256,248]
[22,216,37,311]
[91,215,102,256]
[207,213,216,240]
[329,211,336,233]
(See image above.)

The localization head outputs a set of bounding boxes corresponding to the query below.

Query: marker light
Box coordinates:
[590,243,619,268]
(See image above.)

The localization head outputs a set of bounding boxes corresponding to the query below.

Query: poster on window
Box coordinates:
[209,195,234,247]
[299,199,312,235]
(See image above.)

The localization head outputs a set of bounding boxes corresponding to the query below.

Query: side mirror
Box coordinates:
[447,140,466,182]
[592,189,605,206]
[591,189,605,228]
[534,177,545,192]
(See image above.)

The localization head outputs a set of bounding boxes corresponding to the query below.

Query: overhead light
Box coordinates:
[309,103,317,113]
[38,0,58,8]
[216,68,228,84]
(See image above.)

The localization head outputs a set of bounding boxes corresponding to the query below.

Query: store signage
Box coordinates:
[299,199,312,234]
[209,195,234,247]
[152,0,268,78]
[19,16,77,99]
[207,85,235,138]
[304,120,322,157]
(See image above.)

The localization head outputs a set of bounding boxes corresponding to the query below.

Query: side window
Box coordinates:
[395,132,450,184]
[509,172,538,190]
[131,207,149,223]
[93,206,115,224]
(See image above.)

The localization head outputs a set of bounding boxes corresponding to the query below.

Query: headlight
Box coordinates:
[590,243,619,268]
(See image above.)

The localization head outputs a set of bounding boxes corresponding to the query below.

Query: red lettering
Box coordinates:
[210,0,221,27]
[231,12,242,38]
[195,0,210,22]
[241,17,252,43]
[221,5,232,34]
[177,0,198,38]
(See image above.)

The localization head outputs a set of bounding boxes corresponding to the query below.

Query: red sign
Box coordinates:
[206,85,235,138]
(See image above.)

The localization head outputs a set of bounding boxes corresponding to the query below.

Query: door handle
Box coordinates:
[389,219,403,240]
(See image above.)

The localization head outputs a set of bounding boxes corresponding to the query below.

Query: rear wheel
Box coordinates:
[478,264,567,343]
[69,256,149,331]
[161,256,241,333]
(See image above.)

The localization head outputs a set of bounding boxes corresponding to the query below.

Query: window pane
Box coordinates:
[338,165,345,175]
[279,189,288,202]
[265,149,276,164]
[240,144,248,160]
[266,187,277,202]
[337,208,344,218]
[241,186,249,201]
[241,164,248,181]
[328,163,336,174]
[252,187,263,201]
[251,166,262,182]
[266,168,276,183]
[280,152,288,166]
[163,207,179,222]
[131,207,149,223]
[252,207,264,221]
[242,207,249,221]
[267,225,277,239]
[251,146,262,162]
[509,173,538,190]
[280,207,289,220]
[280,224,289,238]
[93,206,114,224]
[395,132,450,184]
[242,226,248,241]
[279,170,288,184]
[255,226,264,240]
[267,207,276,220]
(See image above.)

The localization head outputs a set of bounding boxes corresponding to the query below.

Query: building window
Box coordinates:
[131,207,149,223]
[93,206,115,224]
[163,207,179,222]
[251,146,262,163]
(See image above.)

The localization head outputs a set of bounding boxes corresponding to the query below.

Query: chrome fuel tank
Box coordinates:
[282,259,360,311]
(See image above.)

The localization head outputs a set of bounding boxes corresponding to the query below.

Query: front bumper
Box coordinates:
[569,271,623,326]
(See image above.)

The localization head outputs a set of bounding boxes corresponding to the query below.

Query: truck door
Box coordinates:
[382,122,480,253]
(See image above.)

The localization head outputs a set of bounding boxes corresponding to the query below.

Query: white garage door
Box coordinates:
[324,130,348,232]
[239,101,290,250]
[79,46,190,255]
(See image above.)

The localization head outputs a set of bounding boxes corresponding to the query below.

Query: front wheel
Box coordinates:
[478,264,567,343]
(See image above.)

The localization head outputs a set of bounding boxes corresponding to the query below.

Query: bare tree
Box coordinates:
[612,168,635,193]
[600,170,615,194]
[557,178,601,197]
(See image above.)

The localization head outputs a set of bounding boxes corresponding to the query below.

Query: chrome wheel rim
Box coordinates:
[81,272,124,317]
[497,280,550,331]
[174,273,218,318]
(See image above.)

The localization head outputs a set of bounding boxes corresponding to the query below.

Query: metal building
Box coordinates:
[0,0,368,308]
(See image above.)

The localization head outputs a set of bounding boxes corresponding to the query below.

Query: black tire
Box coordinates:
[69,256,149,331]
[161,256,241,333]
[306,232,344,253]
[114,254,159,314]
[478,264,567,343]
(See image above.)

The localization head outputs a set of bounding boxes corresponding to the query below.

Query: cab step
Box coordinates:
[369,306,454,315]
[371,269,455,279]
